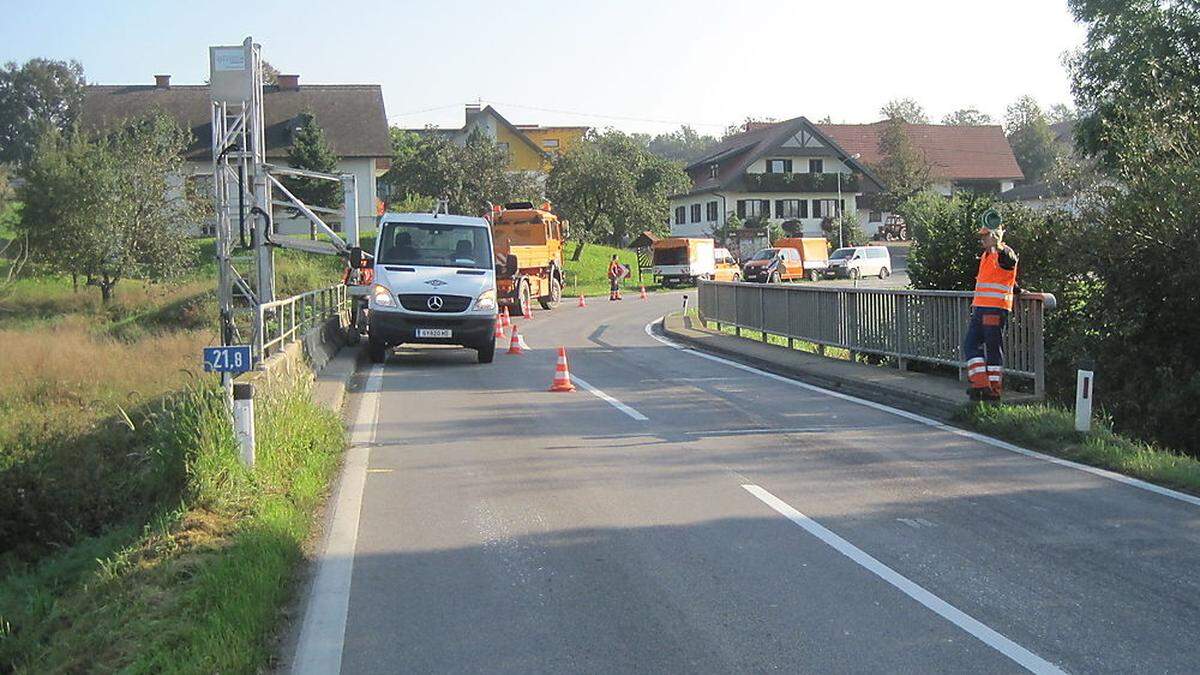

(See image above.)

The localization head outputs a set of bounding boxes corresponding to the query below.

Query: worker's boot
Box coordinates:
[967,387,987,402]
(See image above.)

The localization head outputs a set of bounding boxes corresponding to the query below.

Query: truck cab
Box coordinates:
[367,212,498,364]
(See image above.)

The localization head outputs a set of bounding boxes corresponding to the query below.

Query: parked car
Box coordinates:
[742,246,802,283]
[824,246,892,279]
[713,247,741,282]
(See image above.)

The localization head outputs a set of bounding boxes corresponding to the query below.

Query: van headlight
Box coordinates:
[372,284,396,307]
[473,289,497,311]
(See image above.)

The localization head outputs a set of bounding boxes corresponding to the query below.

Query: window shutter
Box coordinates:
[812,199,821,218]
[800,200,809,218]
[737,201,745,218]
[784,159,793,173]
[774,200,783,218]
[760,200,770,217]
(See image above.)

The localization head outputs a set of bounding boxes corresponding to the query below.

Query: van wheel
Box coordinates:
[476,339,495,364]
[808,269,820,282]
[539,277,562,309]
[367,337,387,363]
[879,267,890,279]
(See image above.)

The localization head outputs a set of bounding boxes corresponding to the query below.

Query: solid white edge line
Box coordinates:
[571,374,649,421]
[742,484,1064,675]
[646,317,1200,510]
[291,364,382,675]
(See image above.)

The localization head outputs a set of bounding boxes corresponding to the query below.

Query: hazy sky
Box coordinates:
[2,0,1086,134]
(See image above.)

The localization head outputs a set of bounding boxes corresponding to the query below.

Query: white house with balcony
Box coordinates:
[669,117,883,248]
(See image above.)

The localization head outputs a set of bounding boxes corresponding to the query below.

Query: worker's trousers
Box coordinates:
[963,307,1008,394]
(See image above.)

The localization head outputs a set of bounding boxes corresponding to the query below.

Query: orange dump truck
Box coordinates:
[491,201,568,315]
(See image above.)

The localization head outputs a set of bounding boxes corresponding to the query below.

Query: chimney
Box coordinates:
[465,103,482,125]
[154,74,171,89]
[278,74,300,91]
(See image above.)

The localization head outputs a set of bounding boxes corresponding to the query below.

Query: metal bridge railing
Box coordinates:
[697,280,1055,397]
[257,284,348,362]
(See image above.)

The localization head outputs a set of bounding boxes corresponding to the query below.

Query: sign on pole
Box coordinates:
[203,345,253,373]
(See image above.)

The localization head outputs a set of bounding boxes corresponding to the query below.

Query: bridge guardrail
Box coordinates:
[697,280,1055,397]
[257,284,348,362]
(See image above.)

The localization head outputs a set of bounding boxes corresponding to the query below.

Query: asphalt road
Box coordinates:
[299,292,1200,674]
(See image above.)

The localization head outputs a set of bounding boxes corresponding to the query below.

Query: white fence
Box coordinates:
[257,284,348,362]
[697,280,1055,397]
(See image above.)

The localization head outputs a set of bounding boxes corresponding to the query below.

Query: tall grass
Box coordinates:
[0,376,344,672]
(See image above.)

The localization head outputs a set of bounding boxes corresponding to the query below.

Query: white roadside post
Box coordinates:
[1075,365,1095,433]
[681,294,689,315]
[233,382,256,466]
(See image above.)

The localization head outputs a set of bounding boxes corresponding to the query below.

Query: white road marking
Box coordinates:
[292,364,382,675]
[571,374,649,421]
[646,317,1200,510]
[685,426,839,437]
[742,484,1064,675]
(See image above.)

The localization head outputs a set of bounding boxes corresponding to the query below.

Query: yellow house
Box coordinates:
[410,105,588,173]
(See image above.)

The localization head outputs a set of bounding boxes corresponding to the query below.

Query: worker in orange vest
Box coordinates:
[964,214,1019,401]
[608,254,625,301]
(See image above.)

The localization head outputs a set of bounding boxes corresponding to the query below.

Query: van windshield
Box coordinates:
[751,249,779,261]
[378,222,492,269]
[830,248,855,260]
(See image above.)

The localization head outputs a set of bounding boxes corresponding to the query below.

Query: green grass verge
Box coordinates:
[561,242,668,297]
[0,376,344,672]
[956,403,1200,495]
[703,320,852,359]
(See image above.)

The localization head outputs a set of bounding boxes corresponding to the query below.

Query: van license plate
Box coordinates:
[416,328,452,338]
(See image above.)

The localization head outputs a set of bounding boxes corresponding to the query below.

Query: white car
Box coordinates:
[825,246,892,279]
[367,212,499,363]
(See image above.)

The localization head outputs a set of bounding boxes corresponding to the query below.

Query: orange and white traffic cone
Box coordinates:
[500,307,511,329]
[640,286,648,300]
[578,294,586,307]
[548,347,576,392]
[507,326,523,355]
[523,303,533,320]
[494,317,505,340]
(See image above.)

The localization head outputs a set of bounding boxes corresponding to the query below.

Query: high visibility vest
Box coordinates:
[972,248,1017,310]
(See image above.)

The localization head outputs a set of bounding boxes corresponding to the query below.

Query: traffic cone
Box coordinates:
[578,294,586,307]
[500,307,511,329]
[494,317,505,340]
[523,303,533,320]
[507,326,523,355]
[548,347,576,392]
[640,286,648,300]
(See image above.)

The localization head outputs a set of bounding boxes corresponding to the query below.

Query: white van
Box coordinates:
[367,212,498,363]
[825,246,893,279]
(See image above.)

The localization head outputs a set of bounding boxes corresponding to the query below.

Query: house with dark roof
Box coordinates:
[672,116,1024,242]
[670,116,884,242]
[406,105,588,173]
[82,74,391,235]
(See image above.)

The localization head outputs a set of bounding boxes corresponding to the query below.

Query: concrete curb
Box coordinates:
[661,313,968,422]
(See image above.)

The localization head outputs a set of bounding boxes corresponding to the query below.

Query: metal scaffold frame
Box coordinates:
[209,37,362,387]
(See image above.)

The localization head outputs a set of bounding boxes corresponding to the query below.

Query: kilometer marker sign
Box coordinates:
[203,345,252,373]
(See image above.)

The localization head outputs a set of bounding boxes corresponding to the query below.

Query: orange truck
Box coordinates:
[491,201,567,315]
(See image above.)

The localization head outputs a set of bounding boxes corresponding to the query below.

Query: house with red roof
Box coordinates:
[670,116,1023,242]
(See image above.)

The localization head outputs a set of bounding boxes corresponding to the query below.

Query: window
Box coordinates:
[706,201,719,221]
[736,199,767,219]
[675,206,687,225]
[813,199,841,218]
[869,210,882,223]
[809,159,824,173]
[691,203,702,223]
[542,139,559,148]
[377,221,492,269]
[785,249,800,261]
[709,163,719,179]
[775,199,807,219]
[766,159,793,174]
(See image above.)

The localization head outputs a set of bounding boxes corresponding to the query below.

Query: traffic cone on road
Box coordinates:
[494,317,505,340]
[523,303,533,320]
[500,307,511,329]
[640,286,648,300]
[578,294,587,307]
[548,347,576,392]
[507,326,523,355]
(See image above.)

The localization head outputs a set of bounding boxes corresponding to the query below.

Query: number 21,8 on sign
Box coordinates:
[203,346,252,373]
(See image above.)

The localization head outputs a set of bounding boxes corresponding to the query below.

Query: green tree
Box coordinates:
[547,129,689,257]
[871,118,932,212]
[942,108,993,125]
[645,125,719,163]
[879,98,929,124]
[1046,103,1075,125]
[0,58,86,166]
[17,114,197,303]
[282,111,343,214]
[722,116,777,139]
[1005,95,1059,183]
